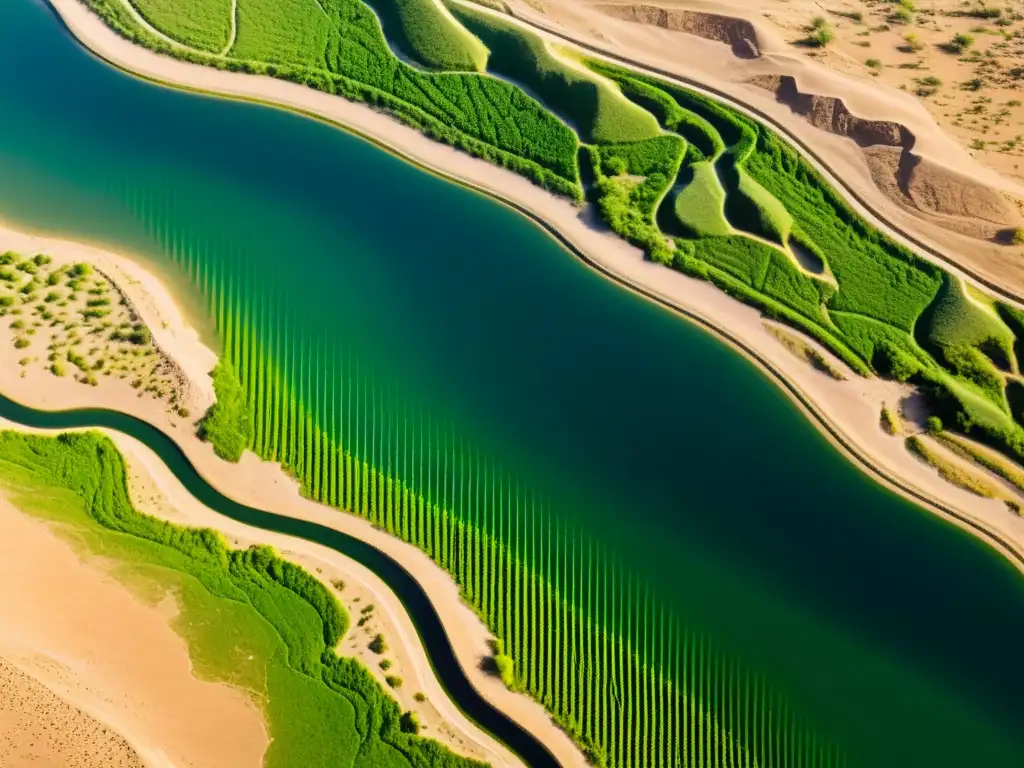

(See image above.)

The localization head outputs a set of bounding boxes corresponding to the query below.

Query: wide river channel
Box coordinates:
[3,1,1024,766]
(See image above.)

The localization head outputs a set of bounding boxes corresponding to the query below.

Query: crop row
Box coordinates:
[181,238,851,767]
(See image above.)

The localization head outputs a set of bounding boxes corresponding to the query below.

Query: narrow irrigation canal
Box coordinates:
[2,1,1024,765]
[0,392,560,767]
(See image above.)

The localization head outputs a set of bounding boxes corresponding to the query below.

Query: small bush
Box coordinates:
[385,675,402,689]
[369,633,388,654]
[399,711,420,734]
[50,362,65,377]
[494,654,515,688]
[945,33,974,53]
[413,692,426,703]
[866,59,882,69]
[379,659,392,671]
[70,262,92,277]
[1012,228,1024,245]
[13,337,29,349]
[197,363,253,462]
[926,415,943,434]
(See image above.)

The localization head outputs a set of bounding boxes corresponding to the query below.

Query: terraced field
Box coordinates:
[49,1,1024,767]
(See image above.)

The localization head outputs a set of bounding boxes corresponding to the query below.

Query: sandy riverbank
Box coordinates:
[40,1,1024,564]
[0,492,268,768]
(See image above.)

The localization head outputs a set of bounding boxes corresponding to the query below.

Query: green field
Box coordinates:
[370,0,488,71]
[0,430,484,768]
[673,161,730,238]
[449,5,660,144]
[131,0,234,52]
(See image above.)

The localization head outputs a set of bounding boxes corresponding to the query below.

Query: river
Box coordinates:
[3,1,1023,766]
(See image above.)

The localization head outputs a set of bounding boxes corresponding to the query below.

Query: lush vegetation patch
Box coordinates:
[369,0,488,71]
[586,136,685,264]
[0,430,479,768]
[198,362,254,462]
[673,161,730,237]
[918,276,1015,372]
[450,5,661,144]
[129,0,234,53]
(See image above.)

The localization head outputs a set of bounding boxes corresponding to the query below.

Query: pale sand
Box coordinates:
[7,1,1024,760]
[0,656,144,768]
[0,493,268,768]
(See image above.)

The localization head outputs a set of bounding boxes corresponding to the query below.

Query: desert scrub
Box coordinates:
[934,431,1024,496]
[369,633,388,654]
[197,362,253,462]
[0,430,484,768]
[905,435,997,497]
[880,406,901,436]
[385,675,403,689]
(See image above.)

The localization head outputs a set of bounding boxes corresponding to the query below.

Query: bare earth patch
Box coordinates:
[0,656,144,768]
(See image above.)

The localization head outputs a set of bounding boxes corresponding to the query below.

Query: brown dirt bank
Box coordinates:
[595,3,761,58]
[747,73,1024,241]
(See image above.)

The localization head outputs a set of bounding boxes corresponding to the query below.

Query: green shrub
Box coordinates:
[945,33,974,53]
[399,710,421,734]
[385,675,402,688]
[197,363,254,462]
[926,415,943,434]
[369,633,388,654]
[494,653,515,688]
[379,659,392,671]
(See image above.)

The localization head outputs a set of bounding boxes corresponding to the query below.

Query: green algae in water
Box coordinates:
[0,1,1022,765]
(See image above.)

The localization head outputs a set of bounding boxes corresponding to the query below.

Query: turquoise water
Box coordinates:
[3,1,1024,765]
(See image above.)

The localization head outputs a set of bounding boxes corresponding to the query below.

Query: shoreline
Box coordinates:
[0,222,583,765]
[40,0,1024,570]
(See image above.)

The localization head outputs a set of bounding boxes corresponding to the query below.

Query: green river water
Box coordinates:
[3,1,1024,766]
